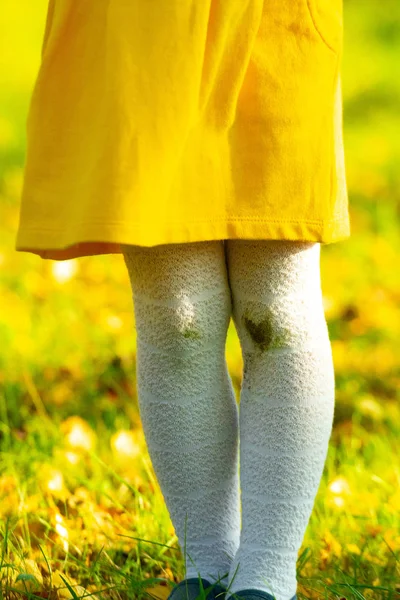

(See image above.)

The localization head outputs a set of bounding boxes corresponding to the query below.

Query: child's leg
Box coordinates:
[224,239,335,600]
[121,240,241,586]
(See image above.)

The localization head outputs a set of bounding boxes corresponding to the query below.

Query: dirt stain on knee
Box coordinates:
[243,311,290,352]
[244,314,273,352]
[181,327,202,340]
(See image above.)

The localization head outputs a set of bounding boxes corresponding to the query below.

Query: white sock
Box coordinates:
[121,241,241,586]
[224,240,335,600]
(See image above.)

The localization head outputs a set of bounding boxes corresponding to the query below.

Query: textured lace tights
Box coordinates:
[121,240,335,600]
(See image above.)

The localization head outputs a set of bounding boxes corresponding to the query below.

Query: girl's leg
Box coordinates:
[224,239,335,600]
[121,241,241,586]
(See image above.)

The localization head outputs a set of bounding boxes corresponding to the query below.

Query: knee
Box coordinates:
[241,306,292,353]
[134,287,232,355]
[237,294,327,354]
[172,289,232,346]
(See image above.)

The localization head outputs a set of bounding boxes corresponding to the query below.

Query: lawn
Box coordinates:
[0,1,399,599]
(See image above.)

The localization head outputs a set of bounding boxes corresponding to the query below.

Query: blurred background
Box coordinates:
[0,1,399,599]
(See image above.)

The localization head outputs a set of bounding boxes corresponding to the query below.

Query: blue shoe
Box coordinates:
[167,576,228,600]
[225,590,297,600]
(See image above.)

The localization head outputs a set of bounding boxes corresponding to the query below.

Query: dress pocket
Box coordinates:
[305,0,343,54]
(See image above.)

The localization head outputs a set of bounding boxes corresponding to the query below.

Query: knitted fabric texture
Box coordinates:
[224,239,335,600]
[122,240,241,586]
[121,239,335,600]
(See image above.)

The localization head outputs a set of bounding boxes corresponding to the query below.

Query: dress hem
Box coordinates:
[15,215,351,261]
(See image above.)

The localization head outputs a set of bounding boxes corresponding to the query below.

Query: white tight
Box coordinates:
[121,239,335,600]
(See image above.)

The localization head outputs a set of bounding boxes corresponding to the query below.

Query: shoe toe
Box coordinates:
[226,590,297,600]
[167,577,228,600]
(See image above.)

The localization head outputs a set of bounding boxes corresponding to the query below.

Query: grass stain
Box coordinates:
[243,312,291,352]
[181,327,202,340]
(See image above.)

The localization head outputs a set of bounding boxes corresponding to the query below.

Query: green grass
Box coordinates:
[1,1,400,598]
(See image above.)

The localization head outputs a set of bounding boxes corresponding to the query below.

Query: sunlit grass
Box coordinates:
[1,0,400,598]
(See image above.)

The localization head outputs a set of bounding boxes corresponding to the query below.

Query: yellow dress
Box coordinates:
[15,0,350,261]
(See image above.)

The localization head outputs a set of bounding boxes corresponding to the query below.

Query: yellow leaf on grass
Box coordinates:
[145,584,173,600]
[52,570,88,599]
[8,558,43,593]
[346,543,361,555]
